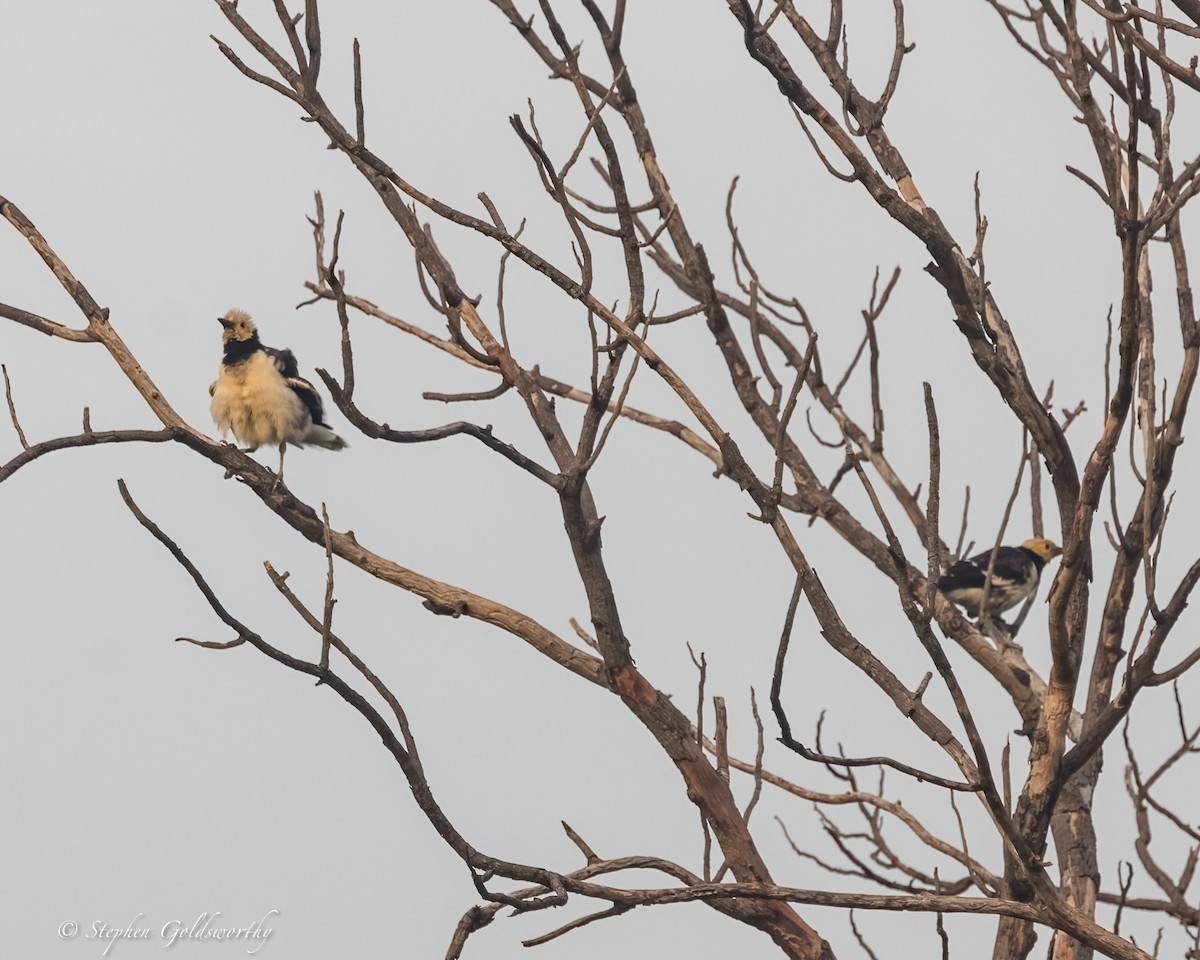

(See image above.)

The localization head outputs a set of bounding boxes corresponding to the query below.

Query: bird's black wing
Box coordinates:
[264,345,329,426]
[940,546,1029,590]
[264,345,301,379]
[985,547,1038,585]
[287,375,328,427]
[937,559,987,591]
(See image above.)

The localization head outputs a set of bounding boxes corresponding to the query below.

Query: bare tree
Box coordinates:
[3,2,1200,959]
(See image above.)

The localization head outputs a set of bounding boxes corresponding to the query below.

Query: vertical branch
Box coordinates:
[270,0,308,74]
[977,431,1030,632]
[923,384,941,621]
[864,270,885,450]
[714,696,730,784]
[353,38,365,146]
[1029,383,1051,538]
[954,487,972,561]
[303,0,321,86]
[2,364,30,450]
[769,575,806,752]
[689,644,714,882]
[319,502,336,673]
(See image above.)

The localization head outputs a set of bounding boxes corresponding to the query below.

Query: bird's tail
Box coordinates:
[303,423,348,450]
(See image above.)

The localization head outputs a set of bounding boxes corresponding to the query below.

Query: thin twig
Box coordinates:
[319,502,336,673]
[1,364,30,449]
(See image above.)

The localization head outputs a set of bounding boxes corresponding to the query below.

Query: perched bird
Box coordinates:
[210,309,346,485]
[937,538,1062,621]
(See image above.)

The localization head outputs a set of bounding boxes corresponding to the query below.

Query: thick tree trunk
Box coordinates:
[1049,760,1102,960]
[992,912,1039,960]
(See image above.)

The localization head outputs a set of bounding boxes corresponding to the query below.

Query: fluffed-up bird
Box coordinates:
[937,538,1062,621]
[210,308,346,485]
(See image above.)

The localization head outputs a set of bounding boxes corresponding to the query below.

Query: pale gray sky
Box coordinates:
[3,3,1196,959]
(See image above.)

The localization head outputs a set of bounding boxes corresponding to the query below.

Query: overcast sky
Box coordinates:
[3,3,1197,959]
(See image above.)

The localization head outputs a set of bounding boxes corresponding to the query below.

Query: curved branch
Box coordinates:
[315,368,561,488]
[0,428,177,484]
[118,478,572,909]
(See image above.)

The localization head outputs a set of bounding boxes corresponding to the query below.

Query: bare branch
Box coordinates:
[1,364,30,450]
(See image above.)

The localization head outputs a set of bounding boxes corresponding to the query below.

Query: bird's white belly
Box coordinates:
[211,353,309,448]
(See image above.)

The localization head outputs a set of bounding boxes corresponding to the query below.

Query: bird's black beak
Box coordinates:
[218,317,234,329]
